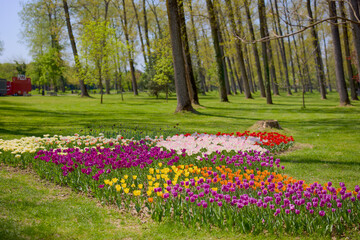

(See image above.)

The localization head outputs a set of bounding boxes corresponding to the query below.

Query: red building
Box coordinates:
[0,76,32,96]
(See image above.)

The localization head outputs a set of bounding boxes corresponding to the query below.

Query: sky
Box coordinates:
[0,0,32,63]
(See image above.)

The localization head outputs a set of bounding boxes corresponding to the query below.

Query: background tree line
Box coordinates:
[3,0,359,109]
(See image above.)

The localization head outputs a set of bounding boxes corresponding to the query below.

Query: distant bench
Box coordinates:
[47,92,57,96]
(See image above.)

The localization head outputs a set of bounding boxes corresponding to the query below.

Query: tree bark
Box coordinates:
[143,0,151,59]
[273,0,291,95]
[322,30,332,92]
[328,0,350,106]
[244,0,265,97]
[62,0,89,97]
[166,0,194,112]
[122,0,138,95]
[188,0,206,95]
[225,0,251,98]
[258,0,272,104]
[307,0,327,99]
[349,0,360,91]
[340,1,358,100]
[178,0,199,105]
[131,0,147,65]
[205,0,228,102]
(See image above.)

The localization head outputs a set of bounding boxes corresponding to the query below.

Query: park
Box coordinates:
[1,0,360,239]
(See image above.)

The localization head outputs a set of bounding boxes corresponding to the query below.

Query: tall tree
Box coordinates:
[225,0,252,98]
[307,0,327,99]
[188,0,206,95]
[178,0,199,105]
[348,0,360,89]
[340,1,358,100]
[205,0,228,102]
[131,0,147,65]
[166,0,194,112]
[328,0,350,106]
[244,0,265,97]
[258,0,272,104]
[143,0,151,59]
[272,0,292,95]
[121,0,138,95]
[63,0,89,97]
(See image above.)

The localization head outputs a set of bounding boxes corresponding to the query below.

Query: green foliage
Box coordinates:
[78,20,119,87]
[142,37,175,98]
[0,40,4,56]
[0,63,18,80]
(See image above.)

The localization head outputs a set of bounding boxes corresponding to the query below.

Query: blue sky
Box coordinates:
[0,0,32,63]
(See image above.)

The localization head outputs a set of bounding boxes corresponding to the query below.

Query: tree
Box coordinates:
[348,0,360,86]
[205,0,228,102]
[307,0,327,99]
[328,0,350,106]
[63,0,90,97]
[79,20,116,104]
[166,0,194,112]
[340,1,358,100]
[225,0,252,99]
[258,0,272,104]
[178,0,200,105]
[244,0,266,97]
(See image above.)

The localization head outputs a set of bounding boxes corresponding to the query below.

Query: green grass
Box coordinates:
[0,91,360,239]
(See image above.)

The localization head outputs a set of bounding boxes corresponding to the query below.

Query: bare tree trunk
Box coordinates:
[131,0,147,65]
[205,0,228,102]
[178,0,199,105]
[225,0,251,98]
[258,0,272,104]
[226,56,237,94]
[166,0,194,112]
[341,0,358,100]
[231,57,243,94]
[322,30,332,92]
[62,0,89,97]
[349,0,360,81]
[143,0,151,59]
[328,0,350,106]
[244,0,265,97]
[307,0,327,99]
[274,0,291,95]
[188,0,206,95]
[122,0,138,95]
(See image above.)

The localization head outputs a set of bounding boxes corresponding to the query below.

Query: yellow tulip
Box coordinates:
[133,175,137,180]
[124,188,130,194]
[112,178,118,183]
[138,184,143,189]
[124,175,128,180]
[115,184,121,192]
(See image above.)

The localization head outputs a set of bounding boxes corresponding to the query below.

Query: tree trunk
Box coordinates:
[328,0,351,106]
[62,0,89,97]
[340,1,358,100]
[166,0,194,112]
[258,0,272,104]
[225,0,252,98]
[189,0,206,95]
[226,56,237,94]
[178,0,199,105]
[231,57,243,94]
[131,0,147,65]
[349,0,360,81]
[322,30,332,92]
[307,0,327,99]
[143,0,151,60]
[244,0,265,97]
[122,0,138,95]
[205,0,228,102]
[273,0,291,95]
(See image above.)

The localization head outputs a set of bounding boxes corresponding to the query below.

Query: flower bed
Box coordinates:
[1,131,359,235]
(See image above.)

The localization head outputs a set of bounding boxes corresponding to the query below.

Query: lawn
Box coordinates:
[0,91,359,239]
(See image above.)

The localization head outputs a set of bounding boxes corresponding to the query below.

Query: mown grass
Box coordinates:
[0,91,360,239]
